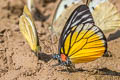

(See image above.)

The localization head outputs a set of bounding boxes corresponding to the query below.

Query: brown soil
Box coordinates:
[0,0,120,80]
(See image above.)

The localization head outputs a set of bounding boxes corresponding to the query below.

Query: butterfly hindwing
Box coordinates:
[59,5,107,64]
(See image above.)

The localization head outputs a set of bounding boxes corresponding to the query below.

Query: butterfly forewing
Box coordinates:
[59,5,107,64]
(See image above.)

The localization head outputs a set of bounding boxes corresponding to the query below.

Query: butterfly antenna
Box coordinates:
[86,0,91,5]
[86,0,89,5]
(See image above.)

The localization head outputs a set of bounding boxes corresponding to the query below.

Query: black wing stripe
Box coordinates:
[75,24,85,41]
[66,27,78,55]
[76,24,94,43]
[72,11,94,26]
[87,38,105,43]
[72,9,89,22]
[64,11,78,35]
[83,46,105,49]
[82,17,93,24]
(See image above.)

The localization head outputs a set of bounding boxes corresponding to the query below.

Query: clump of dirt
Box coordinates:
[0,0,120,80]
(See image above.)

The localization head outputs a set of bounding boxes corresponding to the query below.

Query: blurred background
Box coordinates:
[0,0,120,80]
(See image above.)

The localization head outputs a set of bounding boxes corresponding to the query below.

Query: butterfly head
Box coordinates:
[53,54,71,66]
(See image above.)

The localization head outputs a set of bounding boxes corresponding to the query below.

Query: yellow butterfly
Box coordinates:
[19,5,40,55]
[51,0,120,35]
[53,5,107,69]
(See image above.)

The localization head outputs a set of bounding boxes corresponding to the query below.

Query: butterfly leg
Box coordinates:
[66,64,76,72]
[103,51,112,57]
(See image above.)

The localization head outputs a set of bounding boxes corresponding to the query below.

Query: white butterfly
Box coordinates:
[51,0,120,35]
[27,0,35,12]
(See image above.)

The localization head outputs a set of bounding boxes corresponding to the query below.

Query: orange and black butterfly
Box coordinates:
[53,5,107,69]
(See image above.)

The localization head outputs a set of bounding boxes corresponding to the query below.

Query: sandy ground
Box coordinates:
[0,0,120,80]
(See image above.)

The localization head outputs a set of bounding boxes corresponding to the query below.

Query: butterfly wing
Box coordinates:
[53,0,83,22]
[52,0,120,35]
[27,0,35,12]
[88,0,120,33]
[51,0,83,35]
[59,5,107,63]
[19,5,40,52]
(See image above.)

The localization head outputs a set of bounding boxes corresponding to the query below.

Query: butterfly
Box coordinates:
[51,0,120,35]
[53,5,107,70]
[27,0,35,12]
[19,5,40,55]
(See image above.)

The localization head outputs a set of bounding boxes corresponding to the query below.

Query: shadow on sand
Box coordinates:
[107,30,120,42]
[96,68,120,76]
[60,67,120,76]
[37,52,52,63]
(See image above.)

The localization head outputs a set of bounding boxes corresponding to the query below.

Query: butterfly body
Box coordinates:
[53,54,71,66]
